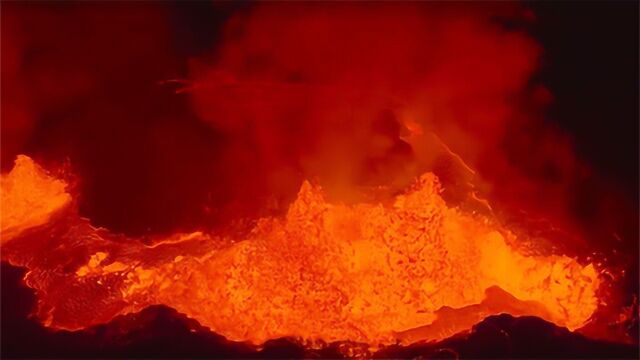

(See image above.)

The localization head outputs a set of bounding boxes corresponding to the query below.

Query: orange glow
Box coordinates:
[1,156,600,348]
[0,155,71,242]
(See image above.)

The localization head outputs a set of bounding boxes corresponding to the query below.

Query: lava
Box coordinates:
[0,155,71,242]
[1,156,600,348]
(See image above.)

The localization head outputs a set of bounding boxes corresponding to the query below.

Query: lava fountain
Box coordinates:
[1,155,600,348]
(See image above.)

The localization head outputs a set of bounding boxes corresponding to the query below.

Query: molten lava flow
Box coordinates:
[0,155,71,242]
[1,156,600,348]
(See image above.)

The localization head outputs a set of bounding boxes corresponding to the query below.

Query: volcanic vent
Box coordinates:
[1,1,638,358]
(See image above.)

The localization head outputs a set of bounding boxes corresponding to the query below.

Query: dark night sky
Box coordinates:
[528,1,638,197]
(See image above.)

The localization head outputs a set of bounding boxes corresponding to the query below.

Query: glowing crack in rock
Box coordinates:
[1,156,600,348]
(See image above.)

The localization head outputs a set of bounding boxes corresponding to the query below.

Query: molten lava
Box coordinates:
[0,155,71,242]
[1,156,600,348]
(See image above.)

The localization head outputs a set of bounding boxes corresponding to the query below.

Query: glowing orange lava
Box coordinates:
[1,156,600,348]
[1,155,71,242]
